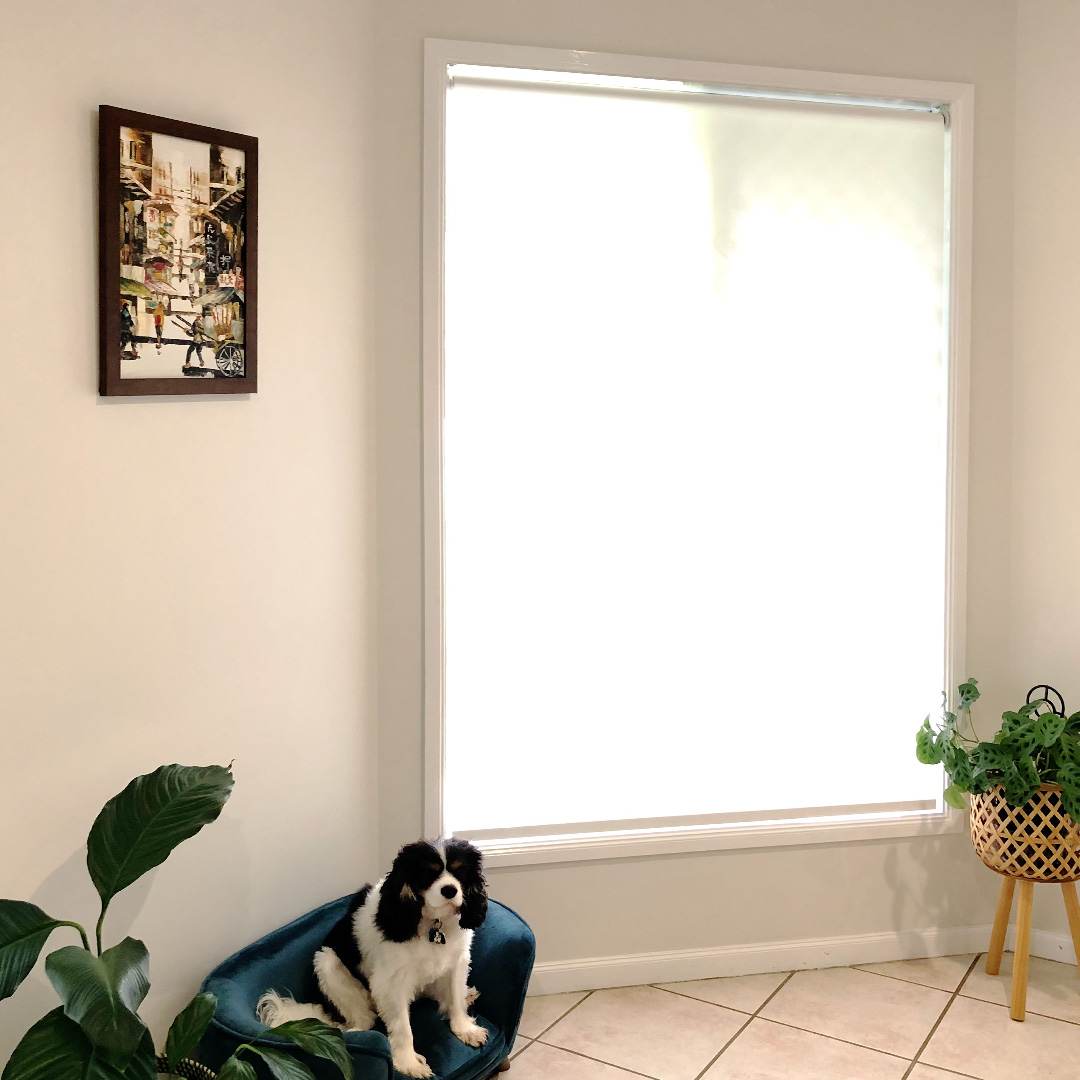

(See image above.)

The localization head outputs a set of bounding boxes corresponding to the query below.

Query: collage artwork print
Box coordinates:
[119,127,246,379]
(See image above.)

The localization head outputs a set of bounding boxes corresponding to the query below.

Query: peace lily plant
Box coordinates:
[0,765,352,1080]
[917,678,1080,820]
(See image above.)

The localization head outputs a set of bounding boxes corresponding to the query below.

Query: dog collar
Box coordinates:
[429,919,446,945]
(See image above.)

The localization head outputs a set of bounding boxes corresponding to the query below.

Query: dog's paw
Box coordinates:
[452,1021,488,1047]
[393,1051,433,1078]
[465,986,480,1006]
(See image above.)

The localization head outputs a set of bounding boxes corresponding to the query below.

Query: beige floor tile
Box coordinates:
[518,991,589,1038]
[759,966,951,1057]
[855,954,978,992]
[510,1034,532,1058]
[922,994,1080,1080]
[654,972,789,1014]
[510,1041,650,1079]
[700,1017,908,1080]
[907,1066,981,1079]
[543,984,747,1080]
[961,952,1080,1024]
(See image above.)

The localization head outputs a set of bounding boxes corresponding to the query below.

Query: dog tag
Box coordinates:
[429,919,446,945]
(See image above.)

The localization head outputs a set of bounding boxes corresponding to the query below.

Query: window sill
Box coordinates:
[473,806,967,867]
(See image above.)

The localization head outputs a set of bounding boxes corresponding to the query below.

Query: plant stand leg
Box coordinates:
[1062,882,1080,977]
[986,876,1016,976]
[1010,879,1034,1021]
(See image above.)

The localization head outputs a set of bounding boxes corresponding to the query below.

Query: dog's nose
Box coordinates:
[441,885,458,899]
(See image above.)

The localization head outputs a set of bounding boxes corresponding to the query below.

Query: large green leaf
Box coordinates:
[123,1030,156,1080]
[266,1019,353,1080]
[0,901,64,1001]
[216,1058,258,1080]
[1033,711,1067,747]
[165,992,218,1072]
[45,938,149,1064]
[86,765,234,909]
[957,679,980,709]
[916,719,942,765]
[1003,756,1041,808]
[971,741,1015,774]
[1,1008,124,1080]
[246,1047,318,1080]
[941,745,973,791]
[942,784,967,809]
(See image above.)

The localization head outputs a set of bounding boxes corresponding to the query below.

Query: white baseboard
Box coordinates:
[527,925,1077,995]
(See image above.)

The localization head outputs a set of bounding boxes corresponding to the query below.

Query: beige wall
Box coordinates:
[373,0,1022,964]
[0,0,377,1060]
[1013,0,1080,940]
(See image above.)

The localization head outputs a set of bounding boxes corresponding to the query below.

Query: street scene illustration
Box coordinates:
[119,127,246,379]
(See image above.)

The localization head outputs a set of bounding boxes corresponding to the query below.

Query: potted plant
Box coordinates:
[916,680,1080,881]
[0,765,352,1080]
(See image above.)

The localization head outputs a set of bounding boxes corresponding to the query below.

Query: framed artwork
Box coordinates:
[99,105,258,396]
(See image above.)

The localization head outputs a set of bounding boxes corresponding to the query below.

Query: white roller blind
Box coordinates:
[442,72,948,836]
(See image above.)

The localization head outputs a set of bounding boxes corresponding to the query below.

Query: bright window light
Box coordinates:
[442,70,949,837]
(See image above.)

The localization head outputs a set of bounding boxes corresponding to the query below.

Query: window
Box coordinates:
[424,42,973,864]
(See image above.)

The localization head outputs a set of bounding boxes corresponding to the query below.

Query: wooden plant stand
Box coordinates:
[971,784,1080,1021]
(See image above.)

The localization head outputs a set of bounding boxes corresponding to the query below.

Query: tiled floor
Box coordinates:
[509,952,1080,1080]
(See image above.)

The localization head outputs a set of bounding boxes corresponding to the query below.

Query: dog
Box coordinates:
[257,839,489,1078]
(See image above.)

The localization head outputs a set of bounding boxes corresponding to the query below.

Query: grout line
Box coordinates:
[650,984,755,1016]
[851,963,978,993]
[689,971,797,1080]
[528,988,595,1042]
[509,1037,531,1061]
[747,1016,912,1061]
[532,1039,661,1079]
[899,952,983,1080]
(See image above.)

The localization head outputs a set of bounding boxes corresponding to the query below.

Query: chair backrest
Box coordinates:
[202,894,351,1036]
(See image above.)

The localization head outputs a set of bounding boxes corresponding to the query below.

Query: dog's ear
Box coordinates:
[375,841,432,942]
[446,839,488,931]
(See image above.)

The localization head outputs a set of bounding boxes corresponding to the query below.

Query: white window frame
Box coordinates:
[422,38,974,868]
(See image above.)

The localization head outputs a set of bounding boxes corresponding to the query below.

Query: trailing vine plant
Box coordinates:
[917,679,1080,822]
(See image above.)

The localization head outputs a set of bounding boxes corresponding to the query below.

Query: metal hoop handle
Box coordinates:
[1025,684,1066,718]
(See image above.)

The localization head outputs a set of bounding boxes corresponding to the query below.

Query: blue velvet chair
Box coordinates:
[196,896,535,1080]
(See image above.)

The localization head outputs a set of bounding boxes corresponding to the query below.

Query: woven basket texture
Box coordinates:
[970,784,1080,883]
[155,1057,217,1080]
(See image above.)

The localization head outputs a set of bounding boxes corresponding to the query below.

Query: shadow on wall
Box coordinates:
[883,833,996,946]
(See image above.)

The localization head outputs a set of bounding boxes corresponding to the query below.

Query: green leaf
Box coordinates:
[1033,711,1068,748]
[1004,756,1041,808]
[957,679,980,709]
[246,1047,318,1080]
[1060,784,1080,826]
[0,901,64,1001]
[1,1008,125,1080]
[971,741,1014,773]
[942,744,973,790]
[122,1029,156,1080]
[45,938,149,1065]
[916,719,943,765]
[165,992,217,1072]
[942,784,967,809]
[216,1059,258,1080]
[86,765,234,910]
[265,1019,353,1080]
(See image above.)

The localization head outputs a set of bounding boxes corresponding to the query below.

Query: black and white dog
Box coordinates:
[257,839,488,1079]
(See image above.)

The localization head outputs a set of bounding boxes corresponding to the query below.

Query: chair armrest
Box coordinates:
[467,900,536,1043]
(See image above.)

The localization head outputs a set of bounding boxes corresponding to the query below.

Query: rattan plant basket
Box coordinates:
[155,1058,216,1080]
[970,783,1080,883]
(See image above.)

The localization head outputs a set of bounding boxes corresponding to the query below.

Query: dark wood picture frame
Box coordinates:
[99,105,258,396]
